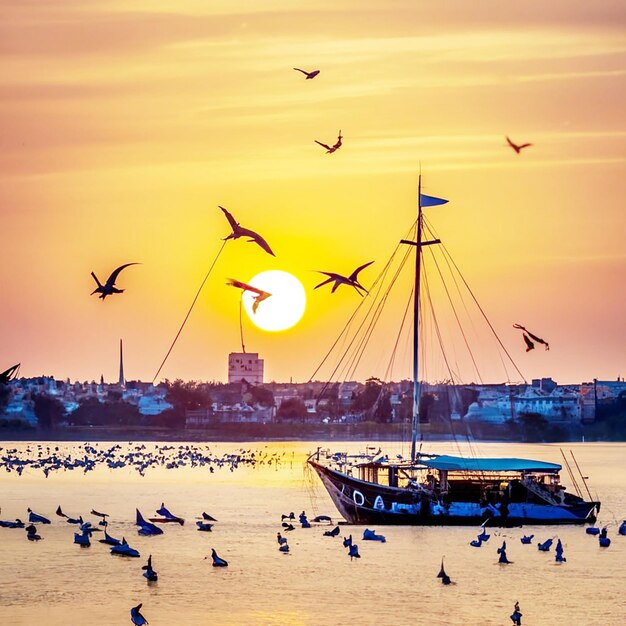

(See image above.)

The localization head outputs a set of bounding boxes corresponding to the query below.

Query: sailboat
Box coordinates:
[308,178,600,526]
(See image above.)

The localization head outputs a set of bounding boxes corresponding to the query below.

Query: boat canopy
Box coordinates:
[420,455,561,473]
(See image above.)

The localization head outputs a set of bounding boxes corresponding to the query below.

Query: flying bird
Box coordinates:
[130,603,149,626]
[513,324,550,351]
[293,67,320,80]
[506,136,532,154]
[219,206,275,256]
[315,130,342,154]
[91,263,140,300]
[315,261,374,296]
[226,279,272,314]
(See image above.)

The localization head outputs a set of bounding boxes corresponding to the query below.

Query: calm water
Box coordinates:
[0,441,624,626]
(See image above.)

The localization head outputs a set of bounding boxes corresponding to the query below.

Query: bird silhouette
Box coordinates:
[219,206,275,256]
[315,261,374,295]
[91,263,139,300]
[437,557,452,584]
[142,554,158,581]
[315,130,342,153]
[130,603,149,625]
[293,67,320,79]
[513,324,550,351]
[226,278,272,314]
[210,548,228,567]
[506,136,532,154]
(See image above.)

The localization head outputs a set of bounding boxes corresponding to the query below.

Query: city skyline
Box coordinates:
[1,1,624,385]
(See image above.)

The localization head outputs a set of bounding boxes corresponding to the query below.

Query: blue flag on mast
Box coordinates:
[420,194,448,207]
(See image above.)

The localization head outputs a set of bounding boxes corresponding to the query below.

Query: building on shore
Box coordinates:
[228,352,264,384]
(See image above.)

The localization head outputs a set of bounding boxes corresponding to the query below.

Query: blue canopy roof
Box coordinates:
[420,455,561,473]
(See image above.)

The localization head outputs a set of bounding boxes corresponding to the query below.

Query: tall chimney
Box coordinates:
[119,339,125,388]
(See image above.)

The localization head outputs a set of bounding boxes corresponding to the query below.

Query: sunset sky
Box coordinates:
[1,0,624,385]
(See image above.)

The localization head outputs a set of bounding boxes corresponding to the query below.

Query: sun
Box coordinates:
[242,270,306,332]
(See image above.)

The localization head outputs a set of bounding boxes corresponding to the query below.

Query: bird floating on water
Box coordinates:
[538,538,553,552]
[196,521,213,532]
[27,509,50,524]
[227,278,272,314]
[99,530,122,546]
[293,67,320,79]
[363,528,386,542]
[619,520,626,536]
[513,323,550,352]
[220,206,275,256]
[25,524,42,541]
[74,529,91,547]
[201,512,218,522]
[130,603,149,626]
[142,555,158,582]
[510,601,523,626]
[599,527,611,547]
[555,538,566,562]
[151,503,184,525]
[506,136,532,154]
[91,263,139,300]
[313,515,332,523]
[210,548,228,567]
[277,532,288,545]
[520,534,534,544]
[497,541,511,564]
[324,525,340,537]
[585,526,600,535]
[315,130,342,154]
[437,557,452,585]
[348,544,361,560]
[111,537,140,558]
[343,535,352,548]
[136,509,163,536]
[315,261,373,296]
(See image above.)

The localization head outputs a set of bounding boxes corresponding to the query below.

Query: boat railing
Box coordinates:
[521,476,561,506]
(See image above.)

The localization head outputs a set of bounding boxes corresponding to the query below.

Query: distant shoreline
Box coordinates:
[1,422,622,443]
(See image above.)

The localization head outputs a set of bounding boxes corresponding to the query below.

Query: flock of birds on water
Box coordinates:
[1,476,624,625]
[0,443,291,477]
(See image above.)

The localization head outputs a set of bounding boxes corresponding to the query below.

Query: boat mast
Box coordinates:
[410,177,424,462]
[400,175,443,462]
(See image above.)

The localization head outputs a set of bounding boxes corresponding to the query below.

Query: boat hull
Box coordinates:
[309,460,599,527]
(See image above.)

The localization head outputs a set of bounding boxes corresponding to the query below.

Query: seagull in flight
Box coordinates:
[315,130,342,154]
[226,278,272,313]
[315,261,374,296]
[219,206,275,256]
[90,263,140,300]
[506,136,532,154]
[293,67,320,80]
[513,323,550,351]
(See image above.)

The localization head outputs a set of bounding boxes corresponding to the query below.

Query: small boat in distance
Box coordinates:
[308,177,600,527]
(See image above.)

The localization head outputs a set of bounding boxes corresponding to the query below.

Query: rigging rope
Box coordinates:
[423,217,526,384]
[152,240,227,384]
[239,297,246,353]
[425,245,483,384]
[310,222,415,396]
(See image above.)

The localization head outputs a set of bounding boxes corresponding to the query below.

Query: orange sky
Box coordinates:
[1,0,624,385]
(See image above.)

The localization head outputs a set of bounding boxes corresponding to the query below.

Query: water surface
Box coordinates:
[0,440,624,625]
